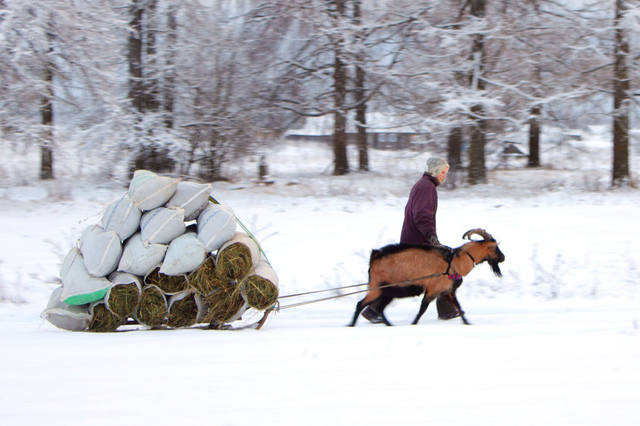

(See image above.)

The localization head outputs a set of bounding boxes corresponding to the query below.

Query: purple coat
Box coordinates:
[400,173,439,245]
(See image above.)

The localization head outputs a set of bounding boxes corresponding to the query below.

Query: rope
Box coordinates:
[277,281,369,299]
[276,272,447,310]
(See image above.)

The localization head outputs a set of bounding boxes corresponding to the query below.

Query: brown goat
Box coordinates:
[349,229,505,326]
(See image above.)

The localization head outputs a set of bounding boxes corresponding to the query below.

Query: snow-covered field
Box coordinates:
[1,132,639,425]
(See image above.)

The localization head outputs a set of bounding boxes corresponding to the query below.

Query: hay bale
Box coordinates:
[136,285,167,327]
[243,277,278,310]
[106,282,140,319]
[145,267,188,294]
[200,283,247,325]
[241,261,278,310]
[215,234,259,280]
[88,302,123,332]
[167,291,198,328]
[188,256,227,295]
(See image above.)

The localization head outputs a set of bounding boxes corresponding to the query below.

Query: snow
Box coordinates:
[1,132,639,426]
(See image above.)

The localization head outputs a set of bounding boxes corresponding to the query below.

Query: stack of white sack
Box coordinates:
[41,170,278,332]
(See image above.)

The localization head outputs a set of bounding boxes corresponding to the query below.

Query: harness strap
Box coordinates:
[462,249,477,265]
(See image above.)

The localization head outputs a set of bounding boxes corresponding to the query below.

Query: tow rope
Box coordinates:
[275,271,452,310]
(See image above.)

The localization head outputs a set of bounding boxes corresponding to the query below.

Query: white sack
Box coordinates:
[140,207,185,245]
[100,194,141,241]
[166,181,212,221]
[79,225,122,277]
[60,247,111,305]
[118,233,167,277]
[197,203,236,252]
[40,287,91,331]
[128,170,178,211]
[108,271,142,287]
[159,232,206,275]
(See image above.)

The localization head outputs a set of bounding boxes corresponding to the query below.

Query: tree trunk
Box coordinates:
[143,0,159,113]
[332,0,349,175]
[128,1,143,113]
[40,15,55,180]
[128,0,173,174]
[164,4,177,129]
[333,58,349,175]
[353,0,368,171]
[445,126,463,189]
[467,0,487,185]
[447,126,463,170]
[468,111,486,185]
[40,80,54,180]
[527,105,541,167]
[612,0,630,186]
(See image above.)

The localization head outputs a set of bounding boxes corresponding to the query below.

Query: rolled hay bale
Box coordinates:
[145,267,188,295]
[215,233,259,281]
[241,261,279,310]
[167,291,198,328]
[200,283,247,325]
[136,284,167,327]
[105,272,142,319]
[88,302,123,332]
[187,256,227,296]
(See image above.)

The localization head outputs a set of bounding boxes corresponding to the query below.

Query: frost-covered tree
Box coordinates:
[258,0,416,175]
[0,1,125,180]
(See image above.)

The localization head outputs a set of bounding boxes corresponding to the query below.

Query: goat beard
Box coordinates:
[488,260,503,277]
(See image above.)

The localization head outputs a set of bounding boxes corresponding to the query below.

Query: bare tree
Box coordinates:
[164,4,177,129]
[466,0,487,184]
[353,0,368,171]
[128,0,174,174]
[612,0,630,186]
[40,13,55,180]
[330,0,349,175]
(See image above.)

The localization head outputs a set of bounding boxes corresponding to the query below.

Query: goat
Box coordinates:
[349,228,505,327]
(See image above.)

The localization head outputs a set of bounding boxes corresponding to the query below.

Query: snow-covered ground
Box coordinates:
[1,130,639,425]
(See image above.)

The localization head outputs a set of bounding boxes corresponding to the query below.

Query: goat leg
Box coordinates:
[349,297,370,327]
[376,296,394,326]
[412,292,436,325]
[448,292,471,325]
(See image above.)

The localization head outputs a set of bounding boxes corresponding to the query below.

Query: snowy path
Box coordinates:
[1,298,638,426]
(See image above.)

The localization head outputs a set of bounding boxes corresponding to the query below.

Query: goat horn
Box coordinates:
[462,228,494,241]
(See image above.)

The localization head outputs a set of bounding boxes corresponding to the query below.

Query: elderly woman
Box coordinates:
[362,157,461,323]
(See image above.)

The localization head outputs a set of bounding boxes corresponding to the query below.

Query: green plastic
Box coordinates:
[64,288,109,306]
